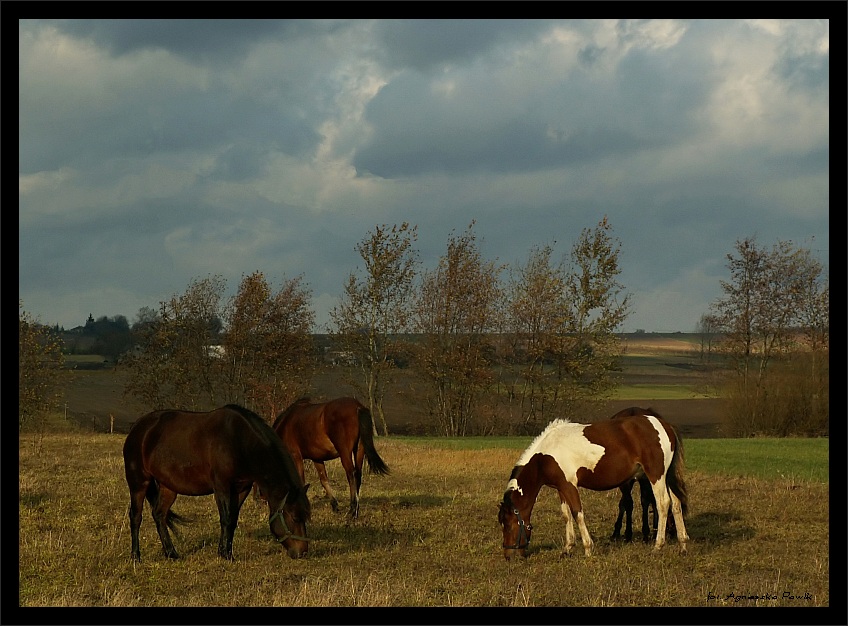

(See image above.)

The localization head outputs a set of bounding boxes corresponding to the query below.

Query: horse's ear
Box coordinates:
[303,483,310,494]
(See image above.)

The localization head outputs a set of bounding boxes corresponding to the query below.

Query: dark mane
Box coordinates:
[224,404,309,512]
[272,397,312,429]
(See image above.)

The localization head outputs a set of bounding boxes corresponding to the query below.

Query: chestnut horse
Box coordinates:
[610,406,675,543]
[498,412,688,559]
[272,397,389,518]
[123,404,311,561]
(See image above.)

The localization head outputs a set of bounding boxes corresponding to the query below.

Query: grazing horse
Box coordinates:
[123,404,311,561]
[272,397,389,518]
[609,406,676,543]
[498,412,689,559]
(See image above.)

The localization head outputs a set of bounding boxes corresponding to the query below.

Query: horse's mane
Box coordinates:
[224,404,308,501]
[223,403,264,424]
[272,397,313,429]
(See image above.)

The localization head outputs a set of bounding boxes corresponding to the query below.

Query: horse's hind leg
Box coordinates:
[339,451,360,519]
[668,489,689,553]
[128,483,147,561]
[313,461,339,512]
[149,484,180,559]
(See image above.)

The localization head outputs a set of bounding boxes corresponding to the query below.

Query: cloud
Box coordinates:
[18,19,830,333]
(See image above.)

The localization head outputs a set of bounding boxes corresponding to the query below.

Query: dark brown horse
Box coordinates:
[498,412,689,559]
[123,404,311,561]
[272,397,389,518]
[609,406,675,543]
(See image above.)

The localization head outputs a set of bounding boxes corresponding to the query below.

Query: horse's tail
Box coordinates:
[146,481,193,534]
[357,406,390,475]
[666,425,689,517]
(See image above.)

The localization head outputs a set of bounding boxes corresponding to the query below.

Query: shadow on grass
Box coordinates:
[506,510,755,560]
[238,493,453,557]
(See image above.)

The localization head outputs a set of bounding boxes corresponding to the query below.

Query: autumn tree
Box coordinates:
[122,275,225,410]
[221,272,315,421]
[329,223,418,435]
[503,218,630,432]
[19,301,65,429]
[412,222,504,436]
[503,243,568,432]
[710,237,829,435]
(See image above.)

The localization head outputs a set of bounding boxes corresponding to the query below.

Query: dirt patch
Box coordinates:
[601,398,727,439]
[63,364,727,439]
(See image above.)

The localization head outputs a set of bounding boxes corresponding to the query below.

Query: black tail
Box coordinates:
[666,426,689,517]
[358,406,390,475]
[147,481,193,535]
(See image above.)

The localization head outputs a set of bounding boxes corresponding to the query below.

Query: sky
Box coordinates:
[18,19,830,334]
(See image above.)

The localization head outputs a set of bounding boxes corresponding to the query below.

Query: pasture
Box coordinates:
[18,432,829,609]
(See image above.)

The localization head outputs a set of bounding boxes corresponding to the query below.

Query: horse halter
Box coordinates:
[269,492,310,544]
[503,505,532,551]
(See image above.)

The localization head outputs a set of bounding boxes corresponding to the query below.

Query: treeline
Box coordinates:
[20,222,828,437]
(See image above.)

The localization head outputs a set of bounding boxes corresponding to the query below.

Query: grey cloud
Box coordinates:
[42,19,305,63]
[373,19,550,72]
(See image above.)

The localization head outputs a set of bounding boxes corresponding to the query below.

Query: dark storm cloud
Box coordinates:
[42,19,303,63]
[18,19,830,333]
[373,19,550,72]
[353,27,711,178]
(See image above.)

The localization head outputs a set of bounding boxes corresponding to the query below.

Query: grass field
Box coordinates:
[17,432,830,610]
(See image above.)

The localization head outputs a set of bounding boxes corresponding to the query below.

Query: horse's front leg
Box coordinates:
[214,489,243,560]
[559,482,593,556]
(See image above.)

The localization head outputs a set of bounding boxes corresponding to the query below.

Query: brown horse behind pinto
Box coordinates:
[610,406,678,543]
[269,397,390,518]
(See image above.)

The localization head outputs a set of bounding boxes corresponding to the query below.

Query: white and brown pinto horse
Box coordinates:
[498,411,689,559]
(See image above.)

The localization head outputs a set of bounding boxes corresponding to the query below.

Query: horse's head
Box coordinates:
[498,489,532,560]
[269,484,311,558]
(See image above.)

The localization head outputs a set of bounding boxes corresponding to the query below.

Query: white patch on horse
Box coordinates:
[514,418,605,485]
[506,478,523,495]
[646,415,673,471]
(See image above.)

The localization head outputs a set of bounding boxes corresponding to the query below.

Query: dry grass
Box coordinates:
[17,432,831,612]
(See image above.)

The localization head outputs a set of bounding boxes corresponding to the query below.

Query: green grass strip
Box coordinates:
[388,435,829,484]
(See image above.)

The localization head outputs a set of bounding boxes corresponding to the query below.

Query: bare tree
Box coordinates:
[503,243,569,431]
[710,237,828,435]
[695,312,720,362]
[19,301,65,429]
[329,223,418,435]
[412,222,505,436]
[504,218,630,431]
